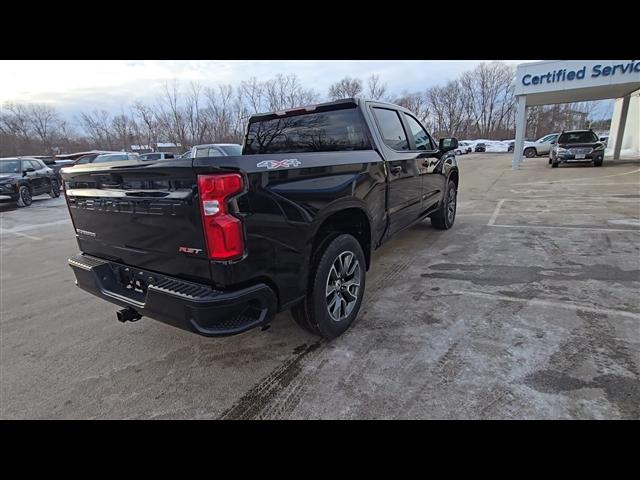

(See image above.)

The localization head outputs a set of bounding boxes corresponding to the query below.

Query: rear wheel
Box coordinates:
[16,185,32,207]
[49,179,60,198]
[524,147,537,158]
[291,234,366,339]
[430,180,457,230]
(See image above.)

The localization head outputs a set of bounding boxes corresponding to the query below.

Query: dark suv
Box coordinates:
[549,130,605,168]
[0,157,61,207]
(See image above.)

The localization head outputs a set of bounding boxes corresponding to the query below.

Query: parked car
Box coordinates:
[522,133,559,158]
[90,153,140,164]
[73,151,124,166]
[475,143,486,152]
[139,152,176,161]
[455,141,472,155]
[0,157,61,207]
[63,98,459,340]
[191,143,243,158]
[549,129,605,168]
[507,141,515,152]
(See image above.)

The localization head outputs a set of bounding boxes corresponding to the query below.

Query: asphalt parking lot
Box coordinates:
[1,153,639,419]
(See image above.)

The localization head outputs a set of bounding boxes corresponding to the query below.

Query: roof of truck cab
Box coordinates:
[248,97,408,122]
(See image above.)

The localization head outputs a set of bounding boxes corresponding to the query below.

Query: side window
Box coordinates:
[29,160,42,170]
[208,148,224,157]
[372,108,409,151]
[403,113,433,151]
[76,156,91,164]
[164,153,174,159]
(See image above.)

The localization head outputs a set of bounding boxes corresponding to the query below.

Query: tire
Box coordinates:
[49,179,60,198]
[430,180,457,230]
[551,161,559,168]
[291,234,366,339]
[16,185,33,207]
[524,147,537,158]
[593,156,603,167]
[548,157,553,165]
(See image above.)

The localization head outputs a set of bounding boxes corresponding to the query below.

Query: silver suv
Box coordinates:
[523,133,559,158]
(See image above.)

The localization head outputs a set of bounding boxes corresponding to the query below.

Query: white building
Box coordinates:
[512,60,640,168]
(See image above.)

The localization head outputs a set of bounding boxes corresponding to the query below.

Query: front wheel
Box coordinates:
[291,234,366,339]
[49,179,60,198]
[593,156,603,167]
[16,185,33,207]
[430,180,457,230]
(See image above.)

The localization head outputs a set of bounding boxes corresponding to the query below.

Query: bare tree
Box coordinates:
[460,61,516,138]
[77,109,114,149]
[328,77,363,100]
[367,74,388,100]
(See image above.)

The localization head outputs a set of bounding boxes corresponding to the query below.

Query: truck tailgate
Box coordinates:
[62,158,211,284]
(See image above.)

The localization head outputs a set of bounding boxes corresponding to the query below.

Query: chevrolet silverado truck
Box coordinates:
[62,98,459,339]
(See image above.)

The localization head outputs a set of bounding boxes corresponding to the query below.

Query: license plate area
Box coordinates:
[575,153,585,159]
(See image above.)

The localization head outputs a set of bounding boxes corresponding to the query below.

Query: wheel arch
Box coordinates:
[309,201,373,271]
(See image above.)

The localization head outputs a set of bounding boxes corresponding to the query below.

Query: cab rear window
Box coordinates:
[244,108,371,154]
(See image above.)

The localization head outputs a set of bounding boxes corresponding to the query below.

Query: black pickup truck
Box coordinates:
[63,98,459,339]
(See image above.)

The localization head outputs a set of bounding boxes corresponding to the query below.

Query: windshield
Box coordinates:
[219,145,242,156]
[558,131,598,144]
[0,160,21,173]
[537,134,556,143]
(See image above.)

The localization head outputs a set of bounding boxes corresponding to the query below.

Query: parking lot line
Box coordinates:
[512,167,640,186]
[4,219,70,232]
[487,199,506,226]
[489,224,640,233]
[0,229,42,241]
[454,290,640,320]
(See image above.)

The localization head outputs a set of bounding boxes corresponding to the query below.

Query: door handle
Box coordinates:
[390,165,402,175]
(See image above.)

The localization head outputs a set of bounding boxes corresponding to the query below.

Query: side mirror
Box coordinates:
[439,137,459,152]
[23,167,36,174]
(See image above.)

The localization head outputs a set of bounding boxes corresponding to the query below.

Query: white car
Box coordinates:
[522,133,559,158]
[139,152,176,161]
[455,141,472,155]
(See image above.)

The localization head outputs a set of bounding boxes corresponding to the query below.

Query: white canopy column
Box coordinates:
[512,95,527,170]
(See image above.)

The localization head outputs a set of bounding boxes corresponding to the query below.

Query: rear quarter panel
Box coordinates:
[193,151,386,308]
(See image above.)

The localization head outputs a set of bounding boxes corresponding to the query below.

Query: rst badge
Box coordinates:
[256,159,301,169]
[178,246,203,255]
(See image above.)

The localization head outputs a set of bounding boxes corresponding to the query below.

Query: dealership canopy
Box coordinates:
[512,60,640,168]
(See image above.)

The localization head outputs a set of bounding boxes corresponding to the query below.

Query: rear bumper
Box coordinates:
[68,253,277,337]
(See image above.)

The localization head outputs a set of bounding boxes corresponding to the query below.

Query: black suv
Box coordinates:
[549,130,605,168]
[475,143,486,152]
[0,157,61,207]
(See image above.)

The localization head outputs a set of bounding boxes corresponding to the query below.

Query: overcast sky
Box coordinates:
[0,60,613,120]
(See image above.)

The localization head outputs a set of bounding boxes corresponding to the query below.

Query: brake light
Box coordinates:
[197,173,245,260]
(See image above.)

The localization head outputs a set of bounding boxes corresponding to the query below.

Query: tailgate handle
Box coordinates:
[125,191,170,197]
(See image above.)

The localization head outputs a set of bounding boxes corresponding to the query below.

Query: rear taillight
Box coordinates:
[197,173,245,261]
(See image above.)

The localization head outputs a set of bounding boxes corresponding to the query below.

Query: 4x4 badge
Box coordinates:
[256,159,301,169]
